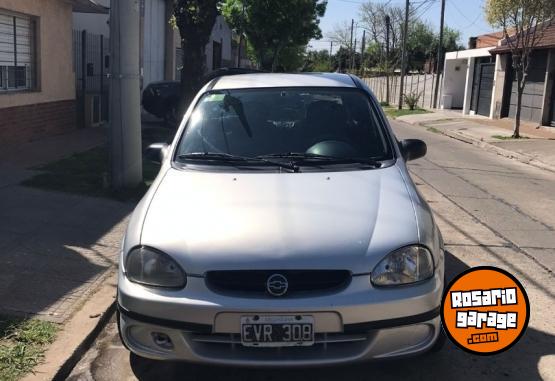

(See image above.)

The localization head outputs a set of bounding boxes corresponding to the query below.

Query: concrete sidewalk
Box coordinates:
[0,127,131,323]
[397,111,555,173]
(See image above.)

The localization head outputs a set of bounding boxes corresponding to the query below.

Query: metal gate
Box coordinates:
[476,63,495,117]
[73,30,110,127]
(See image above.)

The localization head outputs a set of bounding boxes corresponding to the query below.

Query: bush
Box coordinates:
[403,91,422,110]
[379,101,390,107]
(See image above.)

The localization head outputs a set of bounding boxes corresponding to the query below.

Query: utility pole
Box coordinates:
[360,30,366,77]
[109,0,142,189]
[352,37,357,71]
[433,0,446,109]
[329,41,333,71]
[385,15,390,105]
[398,0,409,110]
[350,19,354,72]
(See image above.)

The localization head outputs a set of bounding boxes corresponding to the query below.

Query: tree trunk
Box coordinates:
[270,45,282,72]
[513,72,523,139]
[180,39,205,110]
[514,89,522,138]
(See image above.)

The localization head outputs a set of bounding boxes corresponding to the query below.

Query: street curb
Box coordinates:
[21,272,118,381]
[52,302,116,381]
[440,129,555,174]
[398,117,555,174]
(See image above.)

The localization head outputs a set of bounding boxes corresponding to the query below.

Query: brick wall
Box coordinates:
[0,100,76,147]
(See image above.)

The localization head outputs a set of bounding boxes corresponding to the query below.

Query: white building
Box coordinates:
[73,1,242,89]
[441,47,496,117]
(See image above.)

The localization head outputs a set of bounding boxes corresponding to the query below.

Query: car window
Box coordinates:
[176,87,392,161]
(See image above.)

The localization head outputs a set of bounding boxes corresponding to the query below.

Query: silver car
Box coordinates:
[117,73,445,366]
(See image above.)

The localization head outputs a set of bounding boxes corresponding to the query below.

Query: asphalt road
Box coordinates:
[68,120,555,381]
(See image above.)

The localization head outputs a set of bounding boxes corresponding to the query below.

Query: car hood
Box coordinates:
[140,165,419,274]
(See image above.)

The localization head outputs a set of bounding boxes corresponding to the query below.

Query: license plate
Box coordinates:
[240,315,314,347]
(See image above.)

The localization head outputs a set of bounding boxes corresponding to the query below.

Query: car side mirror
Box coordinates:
[399,139,427,161]
[144,143,169,164]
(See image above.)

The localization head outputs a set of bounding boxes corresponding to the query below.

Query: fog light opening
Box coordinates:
[151,332,174,350]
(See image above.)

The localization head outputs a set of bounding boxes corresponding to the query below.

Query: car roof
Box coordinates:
[211,72,357,90]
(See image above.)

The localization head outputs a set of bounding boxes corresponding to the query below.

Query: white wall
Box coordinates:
[442,58,468,108]
[142,0,166,87]
[205,15,233,71]
[72,0,109,36]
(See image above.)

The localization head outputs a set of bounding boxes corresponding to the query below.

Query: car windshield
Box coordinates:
[175,87,393,167]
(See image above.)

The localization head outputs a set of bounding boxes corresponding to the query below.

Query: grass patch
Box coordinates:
[0,316,58,381]
[383,107,431,119]
[22,127,173,202]
[427,126,441,134]
[492,134,530,140]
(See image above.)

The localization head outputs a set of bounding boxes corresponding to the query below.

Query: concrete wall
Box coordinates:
[0,0,75,109]
[142,0,166,88]
[442,58,467,108]
[491,54,508,119]
[72,0,109,37]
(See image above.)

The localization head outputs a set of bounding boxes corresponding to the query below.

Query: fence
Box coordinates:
[73,30,110,127]
[363,73,443,109]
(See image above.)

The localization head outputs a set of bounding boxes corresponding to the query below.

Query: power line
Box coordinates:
[449,0,474,24]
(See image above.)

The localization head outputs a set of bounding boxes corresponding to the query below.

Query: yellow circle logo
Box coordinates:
[441,266,529,355]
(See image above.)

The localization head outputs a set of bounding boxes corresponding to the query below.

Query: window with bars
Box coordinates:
[0,11,36,92]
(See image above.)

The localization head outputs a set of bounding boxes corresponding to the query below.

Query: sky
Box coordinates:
[309,0,497,53]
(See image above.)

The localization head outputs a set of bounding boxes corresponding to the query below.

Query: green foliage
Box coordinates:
[0,317,58,381]
[382,107,430,119]
[23,127,174,201]
[304,49,332,72]
[403,91,422,110]
[221,0,327,71]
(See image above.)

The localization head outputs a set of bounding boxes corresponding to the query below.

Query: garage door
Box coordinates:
[476,63,495,117]
[508,50,548,123]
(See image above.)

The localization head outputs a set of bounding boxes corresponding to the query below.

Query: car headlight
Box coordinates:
[125,246,186,288]
[371,245,434,286]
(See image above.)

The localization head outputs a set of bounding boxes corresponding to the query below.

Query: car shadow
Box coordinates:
[128,250,553,380]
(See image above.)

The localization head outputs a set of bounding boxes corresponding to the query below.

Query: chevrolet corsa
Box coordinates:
[117,73,445,366]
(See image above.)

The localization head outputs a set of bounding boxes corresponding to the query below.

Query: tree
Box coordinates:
[172,1,219,105]
[359,2,404,69]
[328,21,352,48]
[485,0,554,138]
[304,49,332,72]
[406,20,435,71]
[221,0,327,71]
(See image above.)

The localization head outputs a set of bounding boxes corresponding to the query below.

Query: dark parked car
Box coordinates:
[142,68,264,126]
[142,80,180,124]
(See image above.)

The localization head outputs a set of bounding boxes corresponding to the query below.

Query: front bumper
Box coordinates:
[117,271,443,366]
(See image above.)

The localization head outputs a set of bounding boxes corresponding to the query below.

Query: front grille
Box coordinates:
[205,270,351,297]
[186,331,373,362]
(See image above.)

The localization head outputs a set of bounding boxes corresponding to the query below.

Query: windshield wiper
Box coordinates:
[177,152,299,172]
[258,153,382,167]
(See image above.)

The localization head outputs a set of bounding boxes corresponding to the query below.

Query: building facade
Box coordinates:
[442,24,555,127]
[489,21,555,127]
[0,0,99,146]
